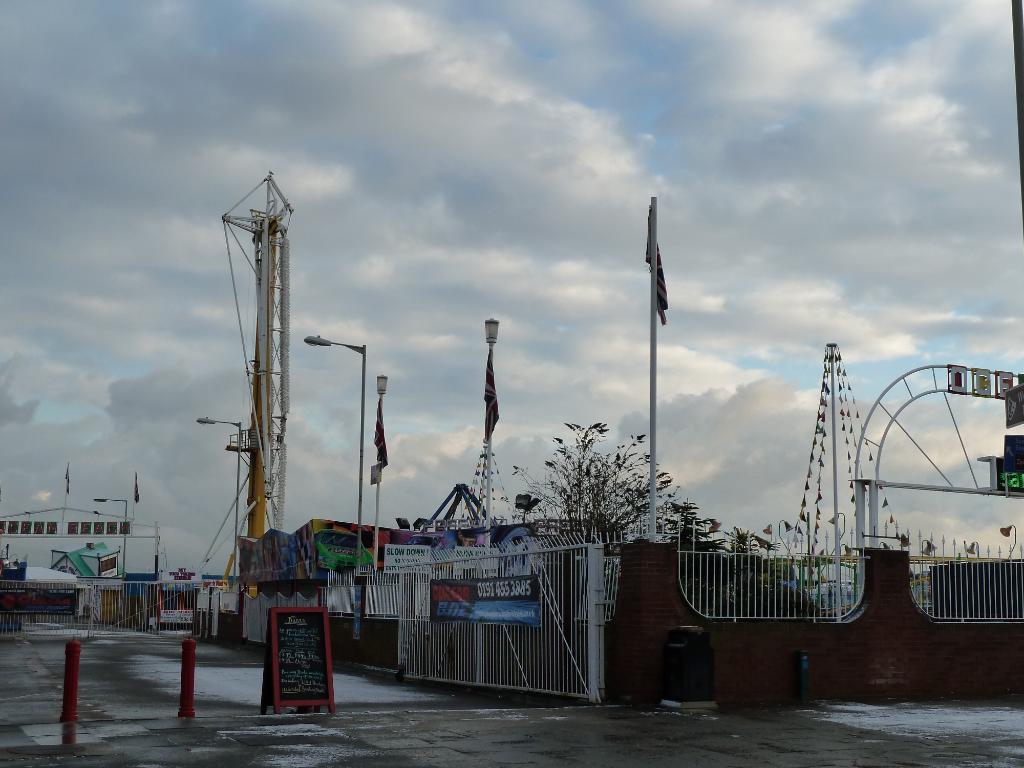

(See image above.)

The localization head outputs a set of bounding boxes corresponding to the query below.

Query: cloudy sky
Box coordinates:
[2,0,1024,572]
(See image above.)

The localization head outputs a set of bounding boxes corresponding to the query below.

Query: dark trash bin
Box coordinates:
[663,626,714,702]
[796,650,809,701]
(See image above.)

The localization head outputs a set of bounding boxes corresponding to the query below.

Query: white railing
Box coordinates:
[365,570,399,617]
[0,580,203,636]
[323,568,356,616]
[321,568,401,618]
[396,539,606,702]
[241,588,318,643]
[603,556,621,621]
[678,551,865,621]
[911,555,1024,621]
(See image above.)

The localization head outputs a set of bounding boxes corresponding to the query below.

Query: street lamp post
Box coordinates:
[93,498,128,575]
[373,374,388,565]
[197,417,244,581]
[305,334,368,566]
[484,319,499,529]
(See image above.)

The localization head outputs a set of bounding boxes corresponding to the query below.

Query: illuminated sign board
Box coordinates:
[1008,384,1024,428]
[948,366,1021,399]
[999,436,1024,494]
[1,520,133,536]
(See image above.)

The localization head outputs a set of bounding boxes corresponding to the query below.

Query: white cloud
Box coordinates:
[1,0,1022,567]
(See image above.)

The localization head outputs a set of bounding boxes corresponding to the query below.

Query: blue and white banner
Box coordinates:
[430,576,541,627]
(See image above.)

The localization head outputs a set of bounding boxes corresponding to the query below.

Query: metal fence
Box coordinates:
[322,568,400,618]
[0,580,203,637]
[910,555,1024,621]
[396,540,606,702]
[242,587,318,643]
[603,556,621,622]
[678,551,866,621]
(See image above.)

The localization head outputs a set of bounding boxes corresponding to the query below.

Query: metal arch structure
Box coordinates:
[223,173,293,537]
[853,364,1021,549]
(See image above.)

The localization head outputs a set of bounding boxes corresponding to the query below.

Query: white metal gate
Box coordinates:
[397,540,606,702]
[0,580,202,637]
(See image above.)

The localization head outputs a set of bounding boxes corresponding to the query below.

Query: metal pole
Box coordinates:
[154,522,160,577]
[121,499,128,575]
[648,196,658,539]
[357,350,367,566]
[373,476,382,564]
[828,344,841,620]
[486,340,495,528]
[233,425,241,581]
[1012,0,1024,247]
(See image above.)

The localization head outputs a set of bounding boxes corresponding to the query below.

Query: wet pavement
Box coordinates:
[3,633,1024,766]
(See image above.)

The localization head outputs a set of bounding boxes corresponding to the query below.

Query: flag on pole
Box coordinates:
[65,463,70,496]
[374,396,388,469]
[646,206,668,325]
[484,348,499,440]
[134,472,140,504]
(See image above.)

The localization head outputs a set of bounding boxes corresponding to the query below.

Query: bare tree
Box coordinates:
[513,422,706,542]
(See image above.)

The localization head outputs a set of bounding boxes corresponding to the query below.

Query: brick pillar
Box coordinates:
[607,541,693,704]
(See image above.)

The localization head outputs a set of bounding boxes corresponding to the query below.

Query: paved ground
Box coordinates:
[4,633,1024,766]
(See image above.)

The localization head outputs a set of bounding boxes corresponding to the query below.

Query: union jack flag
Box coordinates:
[374,396,388,469]
[484,348,499,440]
[646,206,668,325]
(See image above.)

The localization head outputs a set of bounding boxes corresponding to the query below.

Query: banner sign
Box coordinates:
[430,576,541,627]
[383,544,431,572]
[0,588,77,615]
[159,609,194,625]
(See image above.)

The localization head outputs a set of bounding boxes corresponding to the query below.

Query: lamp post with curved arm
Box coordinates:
[305,335,367,566]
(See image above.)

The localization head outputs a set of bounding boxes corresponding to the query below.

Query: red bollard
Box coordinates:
[177,638,196,718]
[59,640,81,723]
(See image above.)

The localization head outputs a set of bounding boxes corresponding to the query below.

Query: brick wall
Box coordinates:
[328,616,399,670]
[608,541,1024,705]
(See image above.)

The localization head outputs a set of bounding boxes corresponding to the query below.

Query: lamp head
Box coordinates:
[196,417,216,425]
[484,318,499,344]
[93,498,107,503]
[377,374,388,396]
[304,335,333,347]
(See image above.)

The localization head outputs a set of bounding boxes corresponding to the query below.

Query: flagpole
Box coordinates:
[828,344,841,621]
[485,362,494,528]
[373,376,388,567]
[648,196,658,540]
[373,474,382,565]
[128,472,140,574]
[484,319,499,537]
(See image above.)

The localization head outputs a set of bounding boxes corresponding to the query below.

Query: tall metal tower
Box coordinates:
[223,173,293,536]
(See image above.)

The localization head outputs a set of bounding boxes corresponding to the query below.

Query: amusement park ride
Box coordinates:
[221,173,293,542]
[852,364,1024,548]
[794,347,1024,565]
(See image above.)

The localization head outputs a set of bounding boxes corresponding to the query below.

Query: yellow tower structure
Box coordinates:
[223,174,293,539]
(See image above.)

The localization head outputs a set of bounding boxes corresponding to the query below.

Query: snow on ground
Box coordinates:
[815,701,1024,741]
[129,654,447,706]
[218,723,348,737]
[257,744,380,767]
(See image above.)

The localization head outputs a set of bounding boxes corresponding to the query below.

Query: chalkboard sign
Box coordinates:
[260,606,336,714]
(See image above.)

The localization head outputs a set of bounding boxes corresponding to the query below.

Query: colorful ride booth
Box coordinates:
[228,490,534,671]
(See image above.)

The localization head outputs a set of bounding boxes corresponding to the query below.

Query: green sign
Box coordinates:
[997,471,1024,492]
